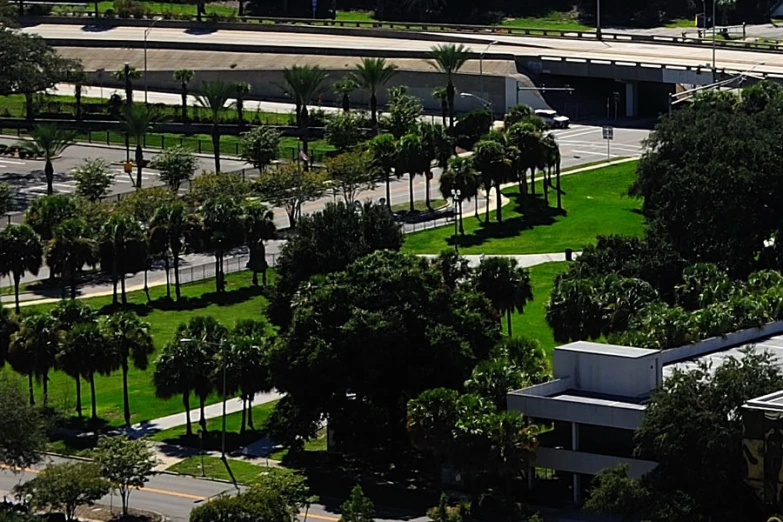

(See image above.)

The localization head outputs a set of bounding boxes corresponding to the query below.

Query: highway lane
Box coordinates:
[22,24,783,75]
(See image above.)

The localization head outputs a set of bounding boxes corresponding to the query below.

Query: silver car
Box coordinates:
[535,109,570,129]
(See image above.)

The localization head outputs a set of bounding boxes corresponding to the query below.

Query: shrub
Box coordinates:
[454,109,492,150]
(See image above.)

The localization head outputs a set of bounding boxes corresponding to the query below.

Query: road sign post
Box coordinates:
[602,126,614,161]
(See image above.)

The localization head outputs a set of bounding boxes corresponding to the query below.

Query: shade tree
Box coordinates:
[150,146,199,192]
[239,126,281,174]
[0,224,43,313]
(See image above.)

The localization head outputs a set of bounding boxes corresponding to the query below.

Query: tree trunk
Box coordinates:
[459,200,464,235]
[135,144,144,188]
[342,94,350,113]
[301,106,311,158]
[45,160,54,195]
[25,92,33,121]
[447,81,455,130]
[556,161,562,210]
[530,168,536,196]
[238,0,243,16]
[28,374,35,406]
[409,172,415,213]
[197,0,203,21]
[543,166,549,205]
[247,396,254,429]
[485,188,491,222]
[120,272,127,304]
[181,83,189,124]
[90,373,97,419]
[495,184,503,222]
[13,273,20,314]
[122,360,131,428]
[43,371,49,408]
[237,98,244,125]
[211,123,221,173]
[112,255,118,306]
[425,171,432,210]
[199,395,207,433]
[385,173,392,209]
[70,272,78,299]
[240,395,247,434]
[183,393,192,436]
[441,100,448,128]
[370,93,378,131]
[75,84,83,122]
[75,376,82,419]
[164,255,171,299]
[143,266,150,303]
[173,247,182,300]
[507,309,513,336]
[214,255,221,293]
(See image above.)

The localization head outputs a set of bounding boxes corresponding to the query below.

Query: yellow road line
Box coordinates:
[142,486,205,501]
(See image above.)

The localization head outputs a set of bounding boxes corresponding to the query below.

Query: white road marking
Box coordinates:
[0,159,27,165]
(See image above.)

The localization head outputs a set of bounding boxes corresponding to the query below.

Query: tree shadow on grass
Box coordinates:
[448,191,566,250]
[96,286,264,315]
[156,429,266,454]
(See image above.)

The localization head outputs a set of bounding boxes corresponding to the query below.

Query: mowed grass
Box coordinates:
[168,456,290,484]
[335,10,376,22]
[402,161,643,255]
[509,262,569,356]
[53,1,236,16]
[391,198,447,213]
[501,11,591,31]
[149,400,278,451]
[16,270,275,427]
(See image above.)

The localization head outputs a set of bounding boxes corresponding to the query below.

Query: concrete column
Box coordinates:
[625,81,638,118]
[572,422,581,503]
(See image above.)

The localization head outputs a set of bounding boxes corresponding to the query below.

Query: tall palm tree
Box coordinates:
[543,133,562,210]
[234,81,251,125]
[120,105,160,189]
[173,69,194,124]
[52,300,96,420]
[368,133,398,209]
[70,68,87,122]
[196,80,235,173]
[198,197,244,293]
[475,257,533,335]
[350,57,398,130]
[18,124,76,195]
[45,218,96,299]
[432,87,448,127]
[280,65,328,157]
[102,311,154,428]
[472,140,509,222]
[333,77,357,113]
[149,202,189,300]
[226,320,272,433]
[397,133,426,213]
[241,200,276,287]
[0,224,43,313]
[111,64,141,109]
[8,313,59,407]
[439,156,479,235]
[428,44,471,129]
[64,322,115,420]
[99,214,146,305]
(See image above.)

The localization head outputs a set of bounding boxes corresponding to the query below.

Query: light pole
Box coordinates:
[143,17,163,105]
[450,188,461,254]
[712,0,717,76]
[459,91,492,111]
[596,0,601,39]
[479,40,499,103]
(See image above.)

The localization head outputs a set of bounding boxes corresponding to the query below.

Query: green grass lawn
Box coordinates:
[402,161,643,255]
[53,1,236,17]
[391,198,447,213]
[335,10,376,22]
[149,400,278,452]
[509,262,569,355]
[665,17,697,28]
[267,430,327,461]
[19,270,275,427]
[168,456,289,484]
[501,11,591,31]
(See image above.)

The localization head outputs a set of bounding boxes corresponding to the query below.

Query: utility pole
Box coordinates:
[596,0,602,39]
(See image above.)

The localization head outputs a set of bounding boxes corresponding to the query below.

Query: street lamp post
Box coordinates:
[144,17,163,105]
[459,91,492,111]
[450,188,461,254]
[596,0,601,40]
[712,0,717,76]
[479,40,499,103]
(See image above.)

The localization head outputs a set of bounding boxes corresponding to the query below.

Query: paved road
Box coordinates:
[22,24,783,76]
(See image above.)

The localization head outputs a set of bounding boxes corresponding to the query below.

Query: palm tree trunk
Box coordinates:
[507,309,513,336]
[447,81,455,130]
[485,188,491,222]
[75,83,83,122]
[45,160,54,195]
[211,123,221,173]
[120,272,127,304]
[530,168,536,196]
[112,260,118,306]
[122,360,131,428]
[199,395,207,433]
[90,374,97,419]
[181,83,189,124]
[342,94,350,113]
[173,246,182,300]
[24,92,34,121]
[370,93,378,131]
[409,173,415,213]
[425,171,432,210]
[441,100,448,128]
[214,256,221,293]
[556,161,562,211]
[75,376,82,419]
[43,371,49,408]
[543,166,549,205]
[135,144,144,188]
[164,255,171,299]
[301,106,311,158]
[237,98,244,126]
[495,184,503,222]
[28,374,35,406]
[247,396,254,429]
[183,393,192,436]
[459,200,464,234]
[385,173,392,209]
[240,395,247,434]
[13,273,20,314]
[143,266,150,304]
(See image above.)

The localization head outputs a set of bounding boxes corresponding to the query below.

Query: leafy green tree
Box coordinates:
[474,257,533,335]
[439,156,479,234]
[173,68,194,124]
[397,132,427,212]
[386,88,423,139]
[8,313,59,407]
[93,436,157,517]
[454,109,493,151]
[494,336,549,384]
[197,80,235,173]
[24,195,77,241]
[99,213,146,305]
[0,224,43,312]
[18,124,76,195]
[324,150,376,204]
[102,312,154,428]
[150,146,199,192]
[188,171,250,205]
[333,77,357,112]
[234,81,251,125]
[280,65,328,157]
[368,133,398,208]
[72,157,114,201]
[15,462,110,522]
[472,140,510,222]
[120,105,161,189]
[253,163,326,229]
[465,357,528,410]
[240,126,281,173]
[503,104,534,128]
[240,200,276,287]
[407,387,461,458]
[190,483,292,522]
[226,323,272,432]
[117,186,177,224]
[428,44,470,129]
[195,197,244,293]
[584,464,650,522]
[350,57,398,130]
[430,249,471,290]
[325,111,368,152]
[339,485,375,522]
[0,373,46,470]
[150,201,190,300]
[52,300,96,419]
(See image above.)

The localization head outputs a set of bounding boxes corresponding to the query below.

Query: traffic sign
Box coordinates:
[602,126,614,140]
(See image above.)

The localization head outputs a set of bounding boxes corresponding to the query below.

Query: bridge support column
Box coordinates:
[625,81,638,118]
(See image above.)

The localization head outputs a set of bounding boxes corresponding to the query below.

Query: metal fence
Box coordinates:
[174,252,280,287]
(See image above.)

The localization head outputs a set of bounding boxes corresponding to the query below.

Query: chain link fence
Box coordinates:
[174,252,280,286]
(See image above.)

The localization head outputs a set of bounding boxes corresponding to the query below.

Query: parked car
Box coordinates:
[535,109,570,129]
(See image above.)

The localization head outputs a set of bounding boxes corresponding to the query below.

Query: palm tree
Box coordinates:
[234,81,251,125]
[350,58,398,130]
[543,133,562,210]
[99,214,146,305]
[280,65,328,157]
[102,311,154,428]
[111,64,141,109]
[45,218,96,299]
[18,124,76,195]
[70,68,87,122]
[198,197,244,293]
[8,313,59,407]
[173,69,194,124]
[419,122,452,210]
[473,140,510,222]
[227,320,272,433]
[475,257,533,335]
[149,202,189,300]
[401,0,444,20]
[428,44,471,129]
[196,80,235,173]
[368,133,398,209]
[52,300,96,420]
[0,224,43,313]
[120,105,160,188]
[63,322,115,420]
[241,200,276,287]
[333,77,357,113]
[439,156,479,235]
[397,133,426,213]
[432,87,448,128]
